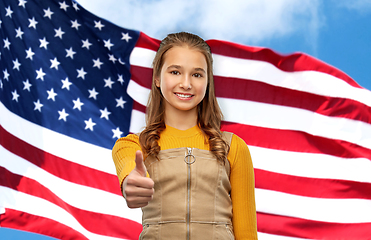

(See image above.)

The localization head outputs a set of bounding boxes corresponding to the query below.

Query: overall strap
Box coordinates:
[221,131,233,178]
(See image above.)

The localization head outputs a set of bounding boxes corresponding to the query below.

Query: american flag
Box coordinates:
[1,0,371,239]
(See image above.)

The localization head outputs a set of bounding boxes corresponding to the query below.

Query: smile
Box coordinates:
[175,93,193,99]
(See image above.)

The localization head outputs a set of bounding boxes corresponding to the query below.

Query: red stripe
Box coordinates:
[214,75,371,124]
[257,212,371,239]
[0,209,87,240]
[255,169,371,200]
[0,125,121,196]
[130,66,371,124]
[131,102,371,159]
[135,32,160,51]
[0,167,142,239]
[206,39,361,89]
[221,122,371,160]
[130,65,153,88]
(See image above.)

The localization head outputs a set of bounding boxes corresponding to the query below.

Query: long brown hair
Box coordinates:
[139,32,229,164]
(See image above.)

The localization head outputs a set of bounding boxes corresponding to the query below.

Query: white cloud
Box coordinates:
[335,0,371,13]
[77,0,322,46]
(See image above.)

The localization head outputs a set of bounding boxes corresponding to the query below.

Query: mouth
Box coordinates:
[175,93,193,99]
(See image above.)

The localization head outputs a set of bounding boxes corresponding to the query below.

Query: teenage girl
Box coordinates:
[112,32,258,239]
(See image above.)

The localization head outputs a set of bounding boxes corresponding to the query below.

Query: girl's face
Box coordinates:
[156,46,208,116]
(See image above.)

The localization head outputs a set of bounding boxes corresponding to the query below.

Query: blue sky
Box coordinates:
[1,0,370,239]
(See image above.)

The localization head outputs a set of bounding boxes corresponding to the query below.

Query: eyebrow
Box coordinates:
[167,65,206,73]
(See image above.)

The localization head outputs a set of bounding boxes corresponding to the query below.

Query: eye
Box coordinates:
[193,73,202,78]
[170,70,180,75]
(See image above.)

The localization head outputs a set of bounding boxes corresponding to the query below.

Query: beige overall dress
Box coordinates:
[140,132,234,240]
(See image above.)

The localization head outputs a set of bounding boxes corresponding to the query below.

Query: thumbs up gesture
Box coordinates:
[122,150,155,208]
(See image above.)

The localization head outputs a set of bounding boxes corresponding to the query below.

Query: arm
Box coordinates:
[112,134,154,208]
[229,134,258,239]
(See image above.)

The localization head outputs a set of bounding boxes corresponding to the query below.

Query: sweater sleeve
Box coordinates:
[228,134,258,239]
[112,134,142,188]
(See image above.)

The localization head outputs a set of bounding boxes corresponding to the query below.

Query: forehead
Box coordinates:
[162,46,207,68]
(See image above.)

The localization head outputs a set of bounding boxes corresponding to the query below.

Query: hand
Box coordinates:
[122,150,154,208]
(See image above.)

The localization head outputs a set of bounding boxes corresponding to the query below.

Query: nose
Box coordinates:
[180,75,191,90]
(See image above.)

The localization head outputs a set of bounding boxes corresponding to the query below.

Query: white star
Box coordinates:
[84,118,96,131]
[5,6,13,18]
[108,54,117,63]
[54,27,65,39]
[73,98,84,111]
[19,0,27,8]
[59,1,69,11]
[43,8,54,19]
[92,58,103,69]
[50,57,60,70]
[65,47,76,59]
[25,47,35,60]
[100,107,111,120]
[103,39,114,50]
[34,99,43,112]
[71,19,81,30]
[94,20,104,30]
[0,80,3,89]
[72,2,80,11]
[39,37,49,49]
[117,74,124,85]
[116,97,126,108]
[23,79,32,91]
[13,59,21,71]
[112,127,123,139]
[77,67,87,79]
[3,69,10,80]
[12,89,20,102]
[36,68,46,81]
[28,17,38,29]
[46,88,57,101]
[61,77,72,90]
[121,32,132,42]
[118,58,126,65]
[15,27,24,39]
[104,77,114,89]
[81,39,92,49]
[88,88,99,100]
[58,108,69,122]
[4,38,11,50]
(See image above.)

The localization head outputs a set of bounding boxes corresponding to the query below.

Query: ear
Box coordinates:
[155,77,160,87]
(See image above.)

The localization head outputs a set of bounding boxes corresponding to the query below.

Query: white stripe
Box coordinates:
[127,81,371,149]
[0,186,129,240]
[0,102,116,175]
[250,146,371,183]
[130,46,371,107]
[129,109,146,134]
[0,146,142,224]
[127,79,150,106]
[130,46,156,69]
[128,108,371,183]
[258,232,310,240]
[218,97,371,149]
[255,188,371,223]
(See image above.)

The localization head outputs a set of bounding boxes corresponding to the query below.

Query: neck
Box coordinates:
[164,108,198,131]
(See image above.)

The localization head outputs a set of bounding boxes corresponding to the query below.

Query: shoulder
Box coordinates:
[113,133,140,150]
[223,132,251,165]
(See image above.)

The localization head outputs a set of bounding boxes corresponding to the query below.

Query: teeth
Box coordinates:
[176,93,192,98]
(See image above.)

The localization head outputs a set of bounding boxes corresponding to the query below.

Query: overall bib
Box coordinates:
[140,132,234,240]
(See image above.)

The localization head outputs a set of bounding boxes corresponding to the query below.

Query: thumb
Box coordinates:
[134,150,147,177]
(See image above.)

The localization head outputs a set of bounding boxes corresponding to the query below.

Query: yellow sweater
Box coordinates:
[112,125,258,239]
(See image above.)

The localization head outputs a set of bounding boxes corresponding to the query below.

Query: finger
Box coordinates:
[125,185,154,198]
[134,150,147,177]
